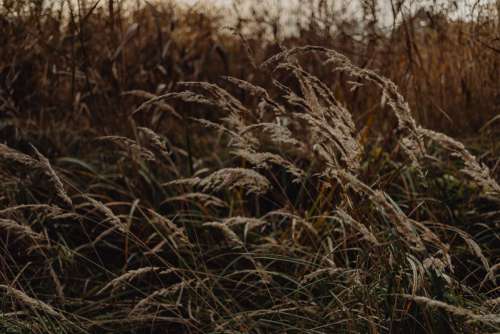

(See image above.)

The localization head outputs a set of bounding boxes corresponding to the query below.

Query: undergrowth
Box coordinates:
[1,1,499,333]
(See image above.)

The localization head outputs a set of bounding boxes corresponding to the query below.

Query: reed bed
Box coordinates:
[1,1,499,333]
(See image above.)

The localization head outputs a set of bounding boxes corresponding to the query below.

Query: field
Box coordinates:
[1,0,499,333]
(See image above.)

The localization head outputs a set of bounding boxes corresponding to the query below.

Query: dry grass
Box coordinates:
[1,1,499,333]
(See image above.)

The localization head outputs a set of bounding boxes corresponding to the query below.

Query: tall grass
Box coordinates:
[1,1,499,333]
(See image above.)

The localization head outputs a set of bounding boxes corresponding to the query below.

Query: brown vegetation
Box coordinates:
[1,1,499,333]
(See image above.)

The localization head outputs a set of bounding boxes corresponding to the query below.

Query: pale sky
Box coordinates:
[54,0,499,24]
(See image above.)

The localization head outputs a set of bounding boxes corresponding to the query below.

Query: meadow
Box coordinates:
[0,0,499,333]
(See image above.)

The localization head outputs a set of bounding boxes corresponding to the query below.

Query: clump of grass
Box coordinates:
[2,44,499,333]
[1,1,499,333]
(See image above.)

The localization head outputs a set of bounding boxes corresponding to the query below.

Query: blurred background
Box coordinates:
[1,0,499,140]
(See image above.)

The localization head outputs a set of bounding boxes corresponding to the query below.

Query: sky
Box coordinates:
[48,0,499,24]
[168,0,498,26]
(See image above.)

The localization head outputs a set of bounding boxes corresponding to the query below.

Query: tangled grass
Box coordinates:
[1,42,499,333]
